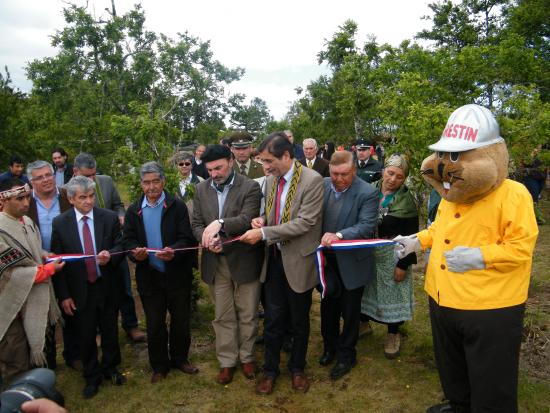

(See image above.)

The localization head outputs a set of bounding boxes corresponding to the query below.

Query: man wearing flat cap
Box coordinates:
[355,139,382,184]
[230,131,264,179]
[192,144,264,385]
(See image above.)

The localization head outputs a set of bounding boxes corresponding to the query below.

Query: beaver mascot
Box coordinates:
[396,104,539,413]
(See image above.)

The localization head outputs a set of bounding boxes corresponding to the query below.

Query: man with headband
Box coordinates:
[0,178,64,387]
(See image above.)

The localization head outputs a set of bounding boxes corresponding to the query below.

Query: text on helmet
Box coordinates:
[441,124,478,142]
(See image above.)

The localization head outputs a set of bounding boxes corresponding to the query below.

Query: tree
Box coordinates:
[229,96,273,136]
[24,1,247,178]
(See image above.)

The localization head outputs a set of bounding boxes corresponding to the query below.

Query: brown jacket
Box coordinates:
[261,164,324,293]
[27,188,72,228]
[192,173,264,285]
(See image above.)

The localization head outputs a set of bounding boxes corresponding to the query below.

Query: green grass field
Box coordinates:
[54,200,550,413]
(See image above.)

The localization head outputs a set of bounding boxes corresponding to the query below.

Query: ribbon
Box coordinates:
[315,239,396,299]
[46,236,241,263]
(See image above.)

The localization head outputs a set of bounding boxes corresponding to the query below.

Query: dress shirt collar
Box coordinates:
[75,208,94,223]
[141,191,166,209]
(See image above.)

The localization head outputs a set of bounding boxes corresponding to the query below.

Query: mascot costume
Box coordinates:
[396,104,539,413]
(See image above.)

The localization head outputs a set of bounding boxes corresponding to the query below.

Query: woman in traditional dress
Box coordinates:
[360,154,419,358]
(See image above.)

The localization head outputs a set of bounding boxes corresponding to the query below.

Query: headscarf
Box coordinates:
[384,154,409,177]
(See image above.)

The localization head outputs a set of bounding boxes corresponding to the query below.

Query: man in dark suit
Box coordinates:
[192,145,263,385]
[299,138,330,177]
[51,176,125,399]
[123,162,198,384]
[318,151,378,380]
[229,131,265,179]
[73,152,146,343]
[241,132,324,395]
[192,144,209,179]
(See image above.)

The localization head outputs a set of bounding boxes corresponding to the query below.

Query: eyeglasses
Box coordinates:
[178,162,192,167]
[31,173,54,182]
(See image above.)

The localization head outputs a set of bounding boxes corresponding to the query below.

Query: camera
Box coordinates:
[0,368,64,413]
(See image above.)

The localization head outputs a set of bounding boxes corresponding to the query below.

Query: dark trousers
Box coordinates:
[263,249,312,377]
[139,270,191,374]
[429,297,525,413]
[62,311,80,365]
[117,259,139,330]
[320,254,364,364]
[75,281,121,385]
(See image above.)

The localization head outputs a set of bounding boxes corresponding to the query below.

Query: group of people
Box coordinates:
[0,104,540,413]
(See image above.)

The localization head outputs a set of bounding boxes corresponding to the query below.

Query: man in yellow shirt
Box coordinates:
[397,104,539,413]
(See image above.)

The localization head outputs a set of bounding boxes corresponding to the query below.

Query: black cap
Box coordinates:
[201,144,232,163]
[356,138,374,149]
[229,131,254,148]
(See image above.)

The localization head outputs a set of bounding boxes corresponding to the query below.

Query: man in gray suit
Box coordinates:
[73,153,146,343]
[192,145,264,385]
[318,151,378,380]
[241,132,324,395]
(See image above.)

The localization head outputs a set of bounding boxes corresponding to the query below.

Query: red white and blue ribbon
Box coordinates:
[45,236,241,263]
[315,239,396,299]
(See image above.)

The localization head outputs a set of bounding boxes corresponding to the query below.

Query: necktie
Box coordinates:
[82,216,98,283]
[307,160,313,168]
[360,161,365,168]
[274,177,286,224]
[240,164,247,175]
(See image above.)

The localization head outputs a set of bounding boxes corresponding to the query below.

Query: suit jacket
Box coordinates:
[261,164,324,293]
[192,160,209,180]
[300,157,330,177]
[233,159,265,179]
[323,176,378,290]
[94,174,125,218]
[27,188,72,228]
[51,207,123,309]
[192,173,264,284]
[122,192,196,295]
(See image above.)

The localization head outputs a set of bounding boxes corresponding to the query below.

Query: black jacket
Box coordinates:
[51,207,123,309]
[122,192,196,295]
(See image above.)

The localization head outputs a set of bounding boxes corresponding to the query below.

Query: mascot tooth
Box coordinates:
[396,104,539,413]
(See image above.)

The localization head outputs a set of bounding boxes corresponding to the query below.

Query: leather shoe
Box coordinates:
[66,359,83,371]
[242,362,256,379]
[329,360,356,380]
[176,361,199,375]
[255,375,275,395]
[216,367,234,385]
[291,372,310,393]
[426,403,455,413]
[105,370,126,385]
[126,327,147,343]
[83,382,100,399]
[318,351,335,366]
[151,372,167,384]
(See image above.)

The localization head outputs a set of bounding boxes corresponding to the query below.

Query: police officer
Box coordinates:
[355,139,382,183]
[230,131,264,179]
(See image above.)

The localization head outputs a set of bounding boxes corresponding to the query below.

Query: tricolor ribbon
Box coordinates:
[46,236,241,263]
[315,239,396,299]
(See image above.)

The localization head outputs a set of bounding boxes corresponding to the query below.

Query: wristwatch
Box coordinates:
[336,232,343,240]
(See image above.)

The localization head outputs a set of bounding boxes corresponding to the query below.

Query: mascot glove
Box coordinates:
[393,235,421,259]
[444,246,485,273]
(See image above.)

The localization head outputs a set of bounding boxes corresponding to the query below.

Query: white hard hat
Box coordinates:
[429,104,503,152]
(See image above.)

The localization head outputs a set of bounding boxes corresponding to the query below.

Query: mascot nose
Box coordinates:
[437,162,445,179]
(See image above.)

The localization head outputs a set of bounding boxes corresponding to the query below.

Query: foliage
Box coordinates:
[284,0,549,198]
[19,1,270,176]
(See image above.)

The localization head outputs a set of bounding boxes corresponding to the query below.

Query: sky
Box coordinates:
[0,0,433,120]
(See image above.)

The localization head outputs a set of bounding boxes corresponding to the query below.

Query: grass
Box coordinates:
[53,199,550,413]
